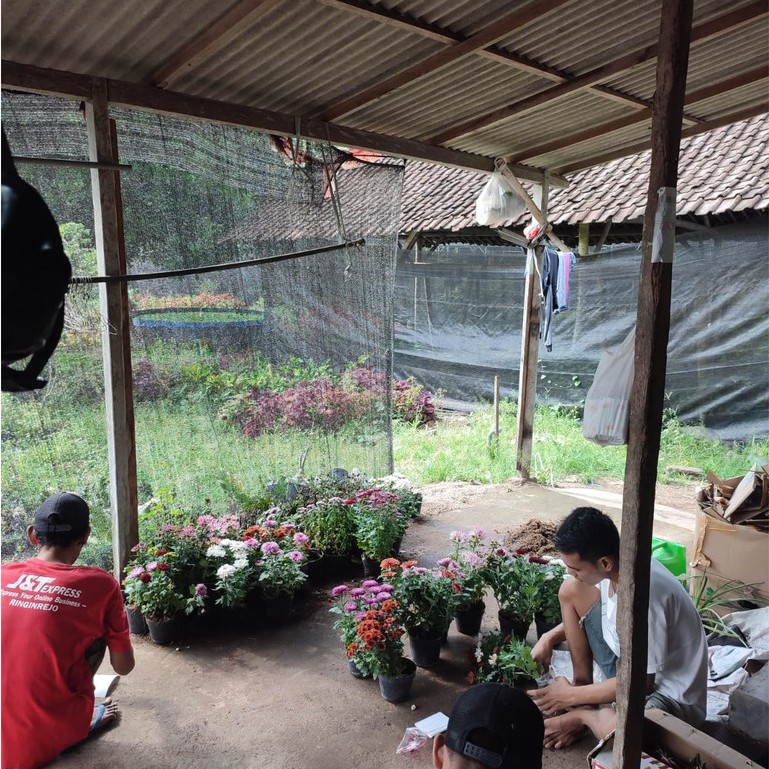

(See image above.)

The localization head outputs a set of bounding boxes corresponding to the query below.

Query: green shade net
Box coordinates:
[1,91,404,568]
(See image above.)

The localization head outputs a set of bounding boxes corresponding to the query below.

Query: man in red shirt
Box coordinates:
[1,492,135,769]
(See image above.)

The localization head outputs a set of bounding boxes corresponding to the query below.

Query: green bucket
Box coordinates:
[651,537,687,577]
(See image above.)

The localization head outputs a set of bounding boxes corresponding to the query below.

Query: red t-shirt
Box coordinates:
[1,558,132,769]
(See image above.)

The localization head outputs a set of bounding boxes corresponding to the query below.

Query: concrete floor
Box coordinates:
[52,481,698,769]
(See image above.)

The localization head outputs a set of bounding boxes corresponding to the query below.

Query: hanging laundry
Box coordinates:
[540,246,559,352]
[554,250,576,314]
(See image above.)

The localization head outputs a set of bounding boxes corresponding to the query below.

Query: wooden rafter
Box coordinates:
[150,0,282,89]
[319,0,573,121]
[553,103,769,175]
[428,1,768,145]
[318,0,663,117]
[509,66,769,163]
[1,60,562,183]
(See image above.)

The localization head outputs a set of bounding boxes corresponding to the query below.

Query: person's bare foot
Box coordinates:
[89,698,119,734]
[543,711,589,749]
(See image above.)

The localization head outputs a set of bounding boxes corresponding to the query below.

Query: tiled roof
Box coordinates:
[400,114,769,232]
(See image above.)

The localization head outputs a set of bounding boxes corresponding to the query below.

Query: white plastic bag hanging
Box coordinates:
[583,327,635,446]
[475,170,526,226]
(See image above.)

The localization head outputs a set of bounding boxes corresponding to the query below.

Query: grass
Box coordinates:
[392,400,768,486]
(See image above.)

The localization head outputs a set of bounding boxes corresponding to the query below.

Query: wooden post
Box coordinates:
[578,223,590,256]
[493,375,501,437]
[515,178,548,479]
[85,80,139,580]
[615,1,693,767]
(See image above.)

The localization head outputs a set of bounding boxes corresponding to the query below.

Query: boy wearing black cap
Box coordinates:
[433,682,544,769]
[1,492,135,769]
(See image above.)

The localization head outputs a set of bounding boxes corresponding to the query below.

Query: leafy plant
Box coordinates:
[348,488,407,562]
[442,529,490,608]
[381,558,459,638]
[346,602,407,680]
[298,498,356,556]
[470,631,542,686]
[484,547,542,624]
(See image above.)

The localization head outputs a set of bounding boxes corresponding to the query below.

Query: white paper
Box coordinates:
[94,673,119,698]
[414,712,449,738]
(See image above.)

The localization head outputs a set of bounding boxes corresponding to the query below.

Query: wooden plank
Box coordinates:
[3,61,558,180]
[509,66,767,162]
[85,81,138,580]
[554,103,769,175]
[320,0,573,121]
[614,1,694,766]
[578,223,590,256]
[514,178,548,480]
[150,0,282,88]
[428,1,767,145]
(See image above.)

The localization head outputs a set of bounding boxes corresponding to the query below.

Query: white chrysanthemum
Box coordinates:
[206,544,226,558]
[488,653,498,667]
[233,558,249,570]
[217,564,237,579]
[221,539,248,553]
[474,646,483,663]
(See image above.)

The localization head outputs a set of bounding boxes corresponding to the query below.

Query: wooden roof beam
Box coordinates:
[0,60,561,184]
[318,0,573,122]
[149,0,282,89]
[509,66,769,163]
[554,104,769,175]
[428,1,768,145]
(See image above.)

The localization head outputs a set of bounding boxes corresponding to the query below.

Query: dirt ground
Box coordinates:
[53,479,701,769]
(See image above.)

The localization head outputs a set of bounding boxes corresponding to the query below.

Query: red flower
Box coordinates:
[139,572,152,583]
[157,563,169,571]
[467,671,476,684]
[528,555,548,564]
[156,548,168,556]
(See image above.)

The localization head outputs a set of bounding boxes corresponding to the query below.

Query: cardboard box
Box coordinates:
[691,508,769,601]
[589,709,754,769]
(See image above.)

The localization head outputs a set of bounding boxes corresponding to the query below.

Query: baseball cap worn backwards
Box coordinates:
[444,683,544,769]
[34,492,90,534]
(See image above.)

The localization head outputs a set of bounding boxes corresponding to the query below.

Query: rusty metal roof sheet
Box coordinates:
[1,0,767,177]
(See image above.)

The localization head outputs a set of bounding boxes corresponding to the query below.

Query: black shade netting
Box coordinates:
[2,91,403,566]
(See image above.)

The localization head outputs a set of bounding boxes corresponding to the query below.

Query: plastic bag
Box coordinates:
[475,171,526,226]
[583,327,635,446]
[396,727,430,755]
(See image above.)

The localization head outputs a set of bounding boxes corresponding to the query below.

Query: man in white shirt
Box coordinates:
[528,507,707,749]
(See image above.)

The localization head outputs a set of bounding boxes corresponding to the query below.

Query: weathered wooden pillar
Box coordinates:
[578,223,590,255]
[514,178,548,478]
[615,1,693,767]
[85,79,138,580]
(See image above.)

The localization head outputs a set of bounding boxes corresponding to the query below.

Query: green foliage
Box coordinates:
[484,551,541,623]
[472,632,542,685]
[298,498,356,556]
[59,222,97,276]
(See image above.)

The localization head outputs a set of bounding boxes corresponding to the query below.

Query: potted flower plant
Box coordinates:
[529,556,566,638]
[469,631,543,689]
[348,488,408,575]
[381,558,459,668]
[298,497,356,574]
[484,546,540,641]
[329,579,396,678]
[251,540,307,626]
[441,529,490,636]
[346,600,414,702]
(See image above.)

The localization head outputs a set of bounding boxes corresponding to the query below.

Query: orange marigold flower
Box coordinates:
[381,570,396,579]
[381,599,398,613]
[380,557,400,569]
[401,560,418,569]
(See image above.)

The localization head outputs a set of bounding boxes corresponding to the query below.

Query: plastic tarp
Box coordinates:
[394,218,768,440]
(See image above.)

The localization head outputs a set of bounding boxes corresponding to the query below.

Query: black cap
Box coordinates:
[444,684,544,769]
[34,492,90,535]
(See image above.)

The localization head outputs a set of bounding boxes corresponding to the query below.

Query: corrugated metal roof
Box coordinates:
[1,0,767,176]
[399,114,769,233]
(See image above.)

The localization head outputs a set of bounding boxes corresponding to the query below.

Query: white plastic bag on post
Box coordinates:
[582,327,636,446]
[475,171,526,226]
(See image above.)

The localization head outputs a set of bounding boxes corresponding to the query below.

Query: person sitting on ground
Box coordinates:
[528,506,707,750]
[1,492,135,769]
[433,682,544,769]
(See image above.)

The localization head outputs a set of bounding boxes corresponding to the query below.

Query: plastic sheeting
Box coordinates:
[394,218,769,441]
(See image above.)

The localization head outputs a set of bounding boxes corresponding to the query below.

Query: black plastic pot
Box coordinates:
[498,609,531,641]
[455,601,485,636]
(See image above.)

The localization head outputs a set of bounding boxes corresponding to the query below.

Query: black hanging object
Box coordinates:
[2,130,72,392]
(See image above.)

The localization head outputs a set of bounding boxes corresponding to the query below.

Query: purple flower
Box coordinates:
[264,519,278,528]
[244,538,259,547]
[288,550,304,563]
[355,612,367,622]
[378,583,394,592]
[293,532,309,545]
[375,592,392,601]
[343,600,357,612]
[364,596,378,605]
[331,585,349,597]
[261,541,281,556]
[129,566,145,578]
[197,515,214,526]
[195,583,208,597]
[362,579,379,588]
[282,523,296,530]
[146,561,158,572]
[412,567,428,575]
[437,557,451,567]
[349,587,366,598]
